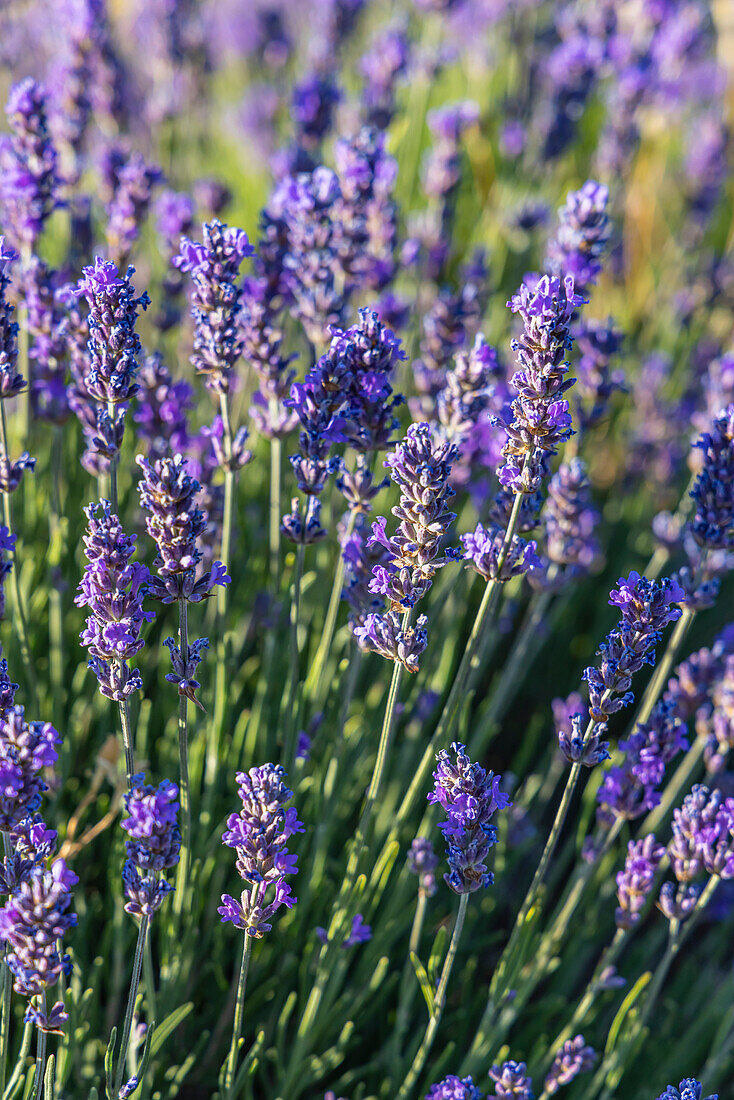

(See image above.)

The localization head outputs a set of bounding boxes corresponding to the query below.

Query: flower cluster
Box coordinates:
[658,785,734,924]
[0,859,77,1030]
[545,180,610,296]
[688,405,733,551]
[543,1036,595,1095]
[0,78,61,249]
[121,773,180,918]
[72,258,149,469]
[0,707,60,831]
[75,500,154,701]
[0,238,24,400]
[615,835,666,929]
[407,837,439,898]
[488,1060,534,1100]
[426,1075,483,1100]
[655,1081,717,1100]
[597,699,689,826]
[538,459,601,580]
[428,742,510,894]
[219,765,303,938]
[105,148,162,270]
[583,572,684,732]
[137,454,230,603]
[174,220,254,394]
[134,352,193,461]
[353,423,459,670]
[461,523,539,584]
[497,274,586,494]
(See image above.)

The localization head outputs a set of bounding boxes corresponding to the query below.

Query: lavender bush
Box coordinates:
[0,1,731,1098]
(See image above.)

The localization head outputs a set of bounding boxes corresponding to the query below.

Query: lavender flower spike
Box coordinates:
[219,765,303,938]
[543,1036,595,1094]
[174,220,254,395]
[137,454,230,604]
[615,835,666,929]
[688,405,733,551]
[425,1075,483,1100]
[429,742,511,894]
[546,180,611,296]
[489,1060,534,1100]
[0,859,77,1032]
[0,79,61,249]
[407,837,439,898]
[0,238,25,400]
[121,773,180,918]
[0,707,60,831]
[75,500,154,702]
[655,1080,718,1100]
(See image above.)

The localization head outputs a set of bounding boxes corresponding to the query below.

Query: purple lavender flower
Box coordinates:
[534,459,602,584]
[317,913,372,948]
[497,275,586,494]
[655,1080,717,1100]
[574,318,625,430]
[688,405,733,551]
[582,573,684,733]
[105,149,163,270]
[75,500,154,701]
[597,699,688,825]
[219,765,303,938]
[164,636,210,709]
[368,423,459,607]
[281,497,328,545]
[423,101,479,201]
[25,257,69,422]
[546,181,611,296]
[429,742,510,894]
[489,1060,534,1100]
[359,24,409,128]
[0,858,77,1029]
[154,189,195,332]
[242,276,298,440]
[121,773,180,919]
[407,837,439,897]
[0,78,61,249]
[543,1036,595,1094]
[0,707,60,832]
[461,523,539,583]
[334,128,399,294]
[667,785,723,885]
[425,1075,483,1100]
[137,453,230,604]
[72,258,149,468]
[0,525,15,622]
[353,611,428,673]
[134,353,192,461]
[174,220,254,395]
[0,238,23,400]
[615,835,666,929]
[0,645,19,716]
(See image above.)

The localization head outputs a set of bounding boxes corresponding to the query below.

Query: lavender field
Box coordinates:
[0,0,732,1098]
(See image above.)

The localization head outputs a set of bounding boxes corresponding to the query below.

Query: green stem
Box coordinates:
[396,893,469,1100]
[48,428,64,725]
[222,931,253,1100]
[0,401,37,706]
[114,915,149,1096]
[210,392,236,787]
[304,511,356,709]
[116,677,136,790]
[31,994,46,1100]
[0,835,12,1096]
[283,544,305,767]
[269,434,281,591]
[174,596,191,918]
[143,934,157,1027]
[392,891,428,1072]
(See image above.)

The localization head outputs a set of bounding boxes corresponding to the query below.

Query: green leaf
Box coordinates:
[43,1055,55,1100]
[132,1020,155,1096]
[149,1002,193,1058]
[410,951,435,1016]
[231,1030,266,1097]
[605,971,652,1056]
[104,1026,117,1100]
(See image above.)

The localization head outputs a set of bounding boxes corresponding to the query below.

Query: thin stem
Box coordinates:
[222,931,253,1100]
[396,893,469,1100]
[174,596,191,918]
[394,491,525,832]
[269,434,281,591]
[304,510,356,709]
[31,994,46,1100]
[0,400,37,705]
[283,545,305,767]
[116,676,135,791]
[143,934,157,1027]
[114,914,149,1096]
[0,835,12,1096]
[392,891,428,1071]
[210,392,236,785]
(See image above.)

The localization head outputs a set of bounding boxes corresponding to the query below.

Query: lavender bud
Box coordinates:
[489,1060,534,1100]
[426,1076,483,1100]
[615,835,666,929]
[543,1036,595,1095]
[407,837,439,897]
